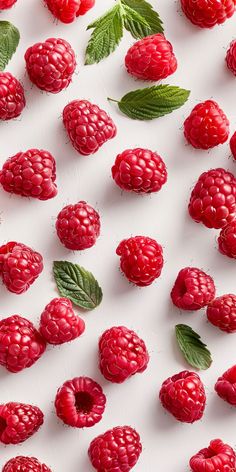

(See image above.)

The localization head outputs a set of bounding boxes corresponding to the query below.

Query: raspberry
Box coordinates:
[0,0,16,8]
[230,131,236,160]
[215,365,236,406]
[190,439,236,471]
[25,38,76,93]
[63,99,117,156]
[56,201,100,250]
[159,370,206,423]
[0,241,43,294]
[188,168,236,229]
[77,0,95,15]
[207,294,236,333]
[116,235,164,286]
[112,148,168,194]
[125,33,177,81]
[3,456,51,472]
[55,376,106,428]
[226,39,236,76]
[184,100,229,150]
[40,297,85,344]
[99,326,149,384]
[171,267,215,311]
[0,72,25,121]
[88,425,142,471]
[0,149,57,200]
[180,0,236,28]
[0,402,43,444]
[45,0,81,23]
[0,315,46,373]
[218,221,236,258]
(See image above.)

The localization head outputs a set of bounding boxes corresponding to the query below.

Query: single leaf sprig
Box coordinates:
[175,324,212,371]
[0,21,20,71]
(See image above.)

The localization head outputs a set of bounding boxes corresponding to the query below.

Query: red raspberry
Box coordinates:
[63,99,117,156]
[0,315,46,373]
[45,0,81,23]
[25,38,76,94]
[99,326,149,384]
[188,168,236,229]
[230,131,236,160]
[215,365,236,406]
[0,241,43,294]
[0,402,43,444]
[207,294,236,333]
[159,370,206,423]
[0,149,57,200]
[112,148,167,194]
[218,221,236,258]
[0,0,16,8]
[88,425,142,471]
[125,33,177,81]
[226,40,236,76]
[184,100,229,150]
[56,201,100,250]
[3,456,51,472]
[55,376,106,428]
[40,297,85,344]
[0,72,25,121]
[171,267,215,311]
[116,235,164,286]
[190,439,236,471]
[78,0,95,15]
[180,0,236,28]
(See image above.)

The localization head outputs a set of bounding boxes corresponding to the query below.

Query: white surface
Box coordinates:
[1,0,236,470]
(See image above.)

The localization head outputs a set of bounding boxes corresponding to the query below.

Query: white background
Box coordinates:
[1,0,236,470]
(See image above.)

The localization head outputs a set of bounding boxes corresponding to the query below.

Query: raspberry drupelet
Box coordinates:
[3,456,51,472]
[218,221,236,259]
[0,402,44,444]
[215,365,236,406]
[207,294,236,333]
[226,39,236,76]
[0,72,25,120]
[190,439,236,472]
[180,0,236,28]
[171,267,215,311]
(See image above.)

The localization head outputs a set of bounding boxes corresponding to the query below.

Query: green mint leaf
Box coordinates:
[121,0,164,37]
[121,4,151,39]
[175,324,212,371]
[85,4,123,65]
[53,261,103,310]
[108,85,190,121]
[0,21,20,71]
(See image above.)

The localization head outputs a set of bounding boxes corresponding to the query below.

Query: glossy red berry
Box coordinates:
[159,370,206,423]
[215,365,236,406]
[3,456,51,472]
[45,0,81,23]
[88,425,142,471]
[116,235,164,287]
[63,99,117,155]
[181,0,236,28]
[125,33,177,81]
[78,0,95,15]
[230,131,236,160]
[112,148,167,194]
[188,168,236,229]
[56,201,100,250]
[99,326,149,383]
[171,267,215,311]
[0,0,16,9]
[0,402,43,444]
[226,39,236,75]
[25,38,76,93]
[184,100,229,150]
[55,377,106,428]
[0,149,57,200]
[207,294,236,333]
[218,221,236,258]
[190,439,236,471]
[0,72,25,120]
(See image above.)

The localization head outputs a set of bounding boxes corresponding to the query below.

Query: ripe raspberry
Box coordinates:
[55,377,106,428]
[0,241,43,294]
[230,131,236,160]
[125,33,177,81]
[184,100,229,150]
[0,315,46,373]
[25,38,76,93]
[0,0,16,9]
[0,402,43,444]
[188,168,236,229]
[99,326,149,384]
[116,235,164,286]
[88,425,142,471]
[45,0,81,23]
[218,221,236,258]
[40,297,85,344]
[215,365,236,406]
[159,370,206,423]
[112,148,168,194]
[190,439,236,471]
[0,149,57,200]
[226,39,236,76]
[180,0,236,28]
[171,267,215,311]
[3,456,51,472]
[78,0,95,15]
[63,99,117,156]
[207,294,236,333]
[0,72,25,121]
[56,201,100,250]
